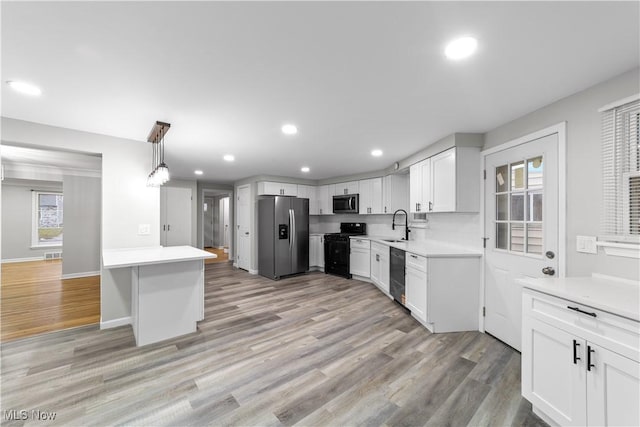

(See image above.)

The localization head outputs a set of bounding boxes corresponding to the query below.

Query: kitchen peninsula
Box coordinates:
[103,246,215,346]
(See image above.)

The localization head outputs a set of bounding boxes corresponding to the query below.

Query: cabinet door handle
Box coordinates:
[429,201,433,211]
[587,345,595,371]
[163,224,166,231]
[573,340,581,364]
[417,203,421,212]
[567,306,597,317]
[384,206,387,213]
[167,224,171,231]
[410,254,418,259]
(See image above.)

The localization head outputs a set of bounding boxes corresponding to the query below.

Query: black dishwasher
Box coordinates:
[390,247,406,305]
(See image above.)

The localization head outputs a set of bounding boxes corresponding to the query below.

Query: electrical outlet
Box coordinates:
[138,224,151,235]
[576,235,597,254]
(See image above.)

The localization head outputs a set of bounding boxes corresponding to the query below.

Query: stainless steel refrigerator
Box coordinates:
[258,196,309,280]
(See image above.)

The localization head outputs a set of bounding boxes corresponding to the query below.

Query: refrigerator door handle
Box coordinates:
[289,208,294,252]
[290,208,296,252]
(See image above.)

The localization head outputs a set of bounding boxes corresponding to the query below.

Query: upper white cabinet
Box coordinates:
[522,287,640,427]
[297,185,318,215]
[409,146,480,213]
[358,177,383,214]
[383,173,409,214]
[257,181,298,196]
[332,181,359,196]
[317,185,332,215]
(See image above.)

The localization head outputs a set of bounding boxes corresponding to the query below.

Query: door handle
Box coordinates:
[542,266,555,276]
[376,254,380,261]
[573,340,581,364]
[245,232,249,235]
[163,225,166,231]
[587,345,595,371]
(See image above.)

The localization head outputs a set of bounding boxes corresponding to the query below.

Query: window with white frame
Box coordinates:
[601,96,640,242]
[32,191,64,247]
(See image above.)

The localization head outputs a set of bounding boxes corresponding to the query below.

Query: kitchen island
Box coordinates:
[103,246,215,346]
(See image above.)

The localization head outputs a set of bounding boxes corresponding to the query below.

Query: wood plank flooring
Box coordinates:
[205,247,230,264]
[0,263,547,426]
[1,260,100,342]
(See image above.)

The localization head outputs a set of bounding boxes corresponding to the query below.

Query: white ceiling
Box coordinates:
[2,2,638,184]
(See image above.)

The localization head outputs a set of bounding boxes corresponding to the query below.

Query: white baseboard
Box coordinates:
[233,262,238,268]
[249,269,258,275]
[100,316,132,329]
[1,257,43,263]
[217,246,224,249]
[61,270,100,279]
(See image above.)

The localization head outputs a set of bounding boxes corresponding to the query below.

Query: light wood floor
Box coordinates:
[0,263,546,426]
[205,247,230,264]
[1,260,100,342]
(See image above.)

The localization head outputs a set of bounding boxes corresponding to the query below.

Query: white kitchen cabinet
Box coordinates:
[358,177,383,214]
[370,242,390,294]
[383,173,409,214]
[297,185,318,215]
[333,181,359,196]
[309,235,325,269]
[349,238,370,278]
[409,146,480,213]
[405,253,428,323]
[522,287,640,427]
[257,181,298,196]
[317,185,332,215]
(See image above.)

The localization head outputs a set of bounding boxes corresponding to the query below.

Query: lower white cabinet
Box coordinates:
[309,235,324,269]
[349,238,370,278]
[522,288,640,427]
[405,254,427,323]
[370,242,390,294]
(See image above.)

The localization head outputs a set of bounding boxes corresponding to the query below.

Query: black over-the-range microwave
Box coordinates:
[333,194,359,214]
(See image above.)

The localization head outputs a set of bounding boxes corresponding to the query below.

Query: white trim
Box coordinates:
[61,270,100,279]
[249,268,258,275]
[595,241,640,259]
[30,244,62,249]
[598,93,640,112]
[480,122,567,331]
[1,256,43,263]
[100,316,132,329]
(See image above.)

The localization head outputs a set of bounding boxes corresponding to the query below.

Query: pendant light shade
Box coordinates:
[146,121,171,187]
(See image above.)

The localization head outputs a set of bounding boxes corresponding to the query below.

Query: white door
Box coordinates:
[162,187,192,246]
[236,185,251,271]
[484,133,559,350]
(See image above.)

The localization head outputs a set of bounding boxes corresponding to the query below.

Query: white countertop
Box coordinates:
[103,246,215,269]
[350,235,482,258]
[520,275,640,322]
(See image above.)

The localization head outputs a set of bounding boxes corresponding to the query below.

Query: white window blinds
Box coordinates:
[602,97,640,239]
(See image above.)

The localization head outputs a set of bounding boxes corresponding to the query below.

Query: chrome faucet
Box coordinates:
[392,209,410,241]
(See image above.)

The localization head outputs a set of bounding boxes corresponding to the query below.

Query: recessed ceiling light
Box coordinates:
[223,154,235,162]
[194,170,203,175]
[445,36,478,60]
[6,80,42,96]
[371,149,383,157]
[301,166,310,173]
[281,124,298,135]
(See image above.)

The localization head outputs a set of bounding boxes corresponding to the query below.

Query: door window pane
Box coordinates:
[37,193,63,244]
[510,223,524,252]
[496,223,508,250]
[511,161,525,190]
[496,194,508,221]
[528,192,543,222]
[527,223,543,254]
[527,156,543,189]
[510,193,524,221]
[496,165,508,193]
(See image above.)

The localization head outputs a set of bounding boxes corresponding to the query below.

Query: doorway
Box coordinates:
[203,189,232,263]
[482,124,566,351]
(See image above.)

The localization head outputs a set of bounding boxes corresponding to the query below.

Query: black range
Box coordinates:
[324,222,367,279]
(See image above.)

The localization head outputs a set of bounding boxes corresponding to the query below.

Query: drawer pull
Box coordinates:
[587,345,595,371]
[573,340,581,364]
[567,306,597,318]
[410,254,418,259]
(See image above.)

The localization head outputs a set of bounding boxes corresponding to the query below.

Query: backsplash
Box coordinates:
[310,213,481,249]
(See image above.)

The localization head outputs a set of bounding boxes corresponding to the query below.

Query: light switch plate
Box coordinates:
[576,235,597,254]
[138,224,151,235]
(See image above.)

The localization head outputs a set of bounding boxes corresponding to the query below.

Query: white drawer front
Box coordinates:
[371,241,387,253]
[350,238,370,249]
[523,288,640,362]
[405,252,427,273]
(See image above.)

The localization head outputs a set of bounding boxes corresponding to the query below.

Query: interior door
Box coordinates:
[236,185,251,271]
[222,197,230,251]
[484,133,558,350]
[203,197,214,247]
[163,186,192,246]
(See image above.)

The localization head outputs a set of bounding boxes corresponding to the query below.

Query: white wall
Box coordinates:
[1,117,160,323]
[1,180,63,261]
[62,175,101,277]
[483,67,640,280]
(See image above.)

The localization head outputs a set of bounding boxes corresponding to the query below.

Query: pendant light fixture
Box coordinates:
[146,121,171,187]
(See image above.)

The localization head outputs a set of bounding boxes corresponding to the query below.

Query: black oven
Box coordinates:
[333,194,359,214]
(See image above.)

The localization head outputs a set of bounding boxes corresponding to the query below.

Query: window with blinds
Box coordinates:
[601,97,640,241]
